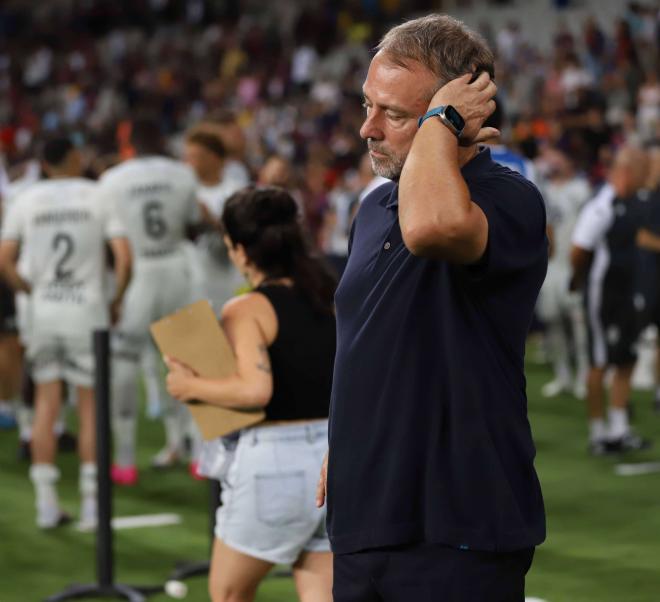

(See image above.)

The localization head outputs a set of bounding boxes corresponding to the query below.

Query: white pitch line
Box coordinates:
[525,598,549,602]
[111,513,182,530]
[615,462,660,476]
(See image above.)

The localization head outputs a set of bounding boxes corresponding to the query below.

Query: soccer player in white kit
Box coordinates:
[537,149,591,399]
[100,119,201,485]
[183,130,248,310]
[0,137,131,528]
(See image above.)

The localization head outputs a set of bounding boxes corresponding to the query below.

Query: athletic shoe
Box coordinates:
[189,461,205,481]
[588,440,608,457]
[541,379,570,398]
[572,380,587,400]
[17,440,31,462]
[110,464,139,486]
[605,433,652,454]
[37,510,72,530]
[151,447,182,469]
[57,432,78,453]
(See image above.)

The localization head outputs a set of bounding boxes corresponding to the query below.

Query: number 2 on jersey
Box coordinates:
[53,233,75,281]
[143,201,168,239]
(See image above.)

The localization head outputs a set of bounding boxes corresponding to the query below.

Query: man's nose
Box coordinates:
[360,112,383,141]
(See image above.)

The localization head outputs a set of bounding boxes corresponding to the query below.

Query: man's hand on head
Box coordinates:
[427,72,499,146]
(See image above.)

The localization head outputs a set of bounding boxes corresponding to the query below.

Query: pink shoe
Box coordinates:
[189,461,205,481]
[111,464,139,486]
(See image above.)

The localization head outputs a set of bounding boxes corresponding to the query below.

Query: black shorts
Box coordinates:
[0,278,16,335]
[586,288,639,368]
[333,543,535,602]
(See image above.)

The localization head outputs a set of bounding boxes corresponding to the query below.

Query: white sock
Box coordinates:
[79,463,97,497]
[163,397,185,455]
[29,463,61,526]
[114,416,137,467]
[79,463,97,526]
[608,407,630,440]
[111,356,140,467]
[589,418,607,443]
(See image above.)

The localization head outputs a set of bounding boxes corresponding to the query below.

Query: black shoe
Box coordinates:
[605,433,652,454]
[653,397,660,413]
[589,440,608,456]
[57,431,77,453]
[38,511,73,530]
[17,440,31,462]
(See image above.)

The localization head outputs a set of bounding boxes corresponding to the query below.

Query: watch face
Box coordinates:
[445,105,465,132]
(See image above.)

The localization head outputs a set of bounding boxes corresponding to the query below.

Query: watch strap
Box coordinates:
[418,106,462,137]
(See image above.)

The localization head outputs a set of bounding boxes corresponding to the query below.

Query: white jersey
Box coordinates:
[197,177,245,219]
[99,156,199,259]
[545,176,592,270]
[193,172,246,308]
[0,178,124,337]
[572,184,616,293]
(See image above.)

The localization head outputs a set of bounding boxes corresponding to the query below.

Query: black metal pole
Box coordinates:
[94,329,113,588]
[44,330,162,601]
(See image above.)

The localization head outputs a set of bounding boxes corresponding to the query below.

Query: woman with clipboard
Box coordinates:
[165,186,336,602]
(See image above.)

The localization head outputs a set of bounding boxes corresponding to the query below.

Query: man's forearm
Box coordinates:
[637,229,660,253]
[399,120,486,261]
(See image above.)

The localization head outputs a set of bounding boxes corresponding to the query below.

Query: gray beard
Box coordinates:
[369,153,404,180]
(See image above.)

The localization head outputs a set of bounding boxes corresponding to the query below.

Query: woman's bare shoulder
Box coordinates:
[221,291,275,321]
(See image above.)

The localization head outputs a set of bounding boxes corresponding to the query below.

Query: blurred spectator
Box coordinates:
[0,0,656,255]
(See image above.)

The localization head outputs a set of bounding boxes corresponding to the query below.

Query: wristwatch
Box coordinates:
[418,105,465,138]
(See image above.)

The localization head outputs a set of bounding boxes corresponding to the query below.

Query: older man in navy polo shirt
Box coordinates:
[316,14,547,602]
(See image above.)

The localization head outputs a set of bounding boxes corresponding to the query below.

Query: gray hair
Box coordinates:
[376,14,495,93]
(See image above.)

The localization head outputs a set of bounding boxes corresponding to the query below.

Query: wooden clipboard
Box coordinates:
[150,299,265,440]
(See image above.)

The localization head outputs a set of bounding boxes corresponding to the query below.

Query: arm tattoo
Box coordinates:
[256,344,271,374]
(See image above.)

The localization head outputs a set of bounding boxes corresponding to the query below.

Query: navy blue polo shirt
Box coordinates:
[327,147,547,555]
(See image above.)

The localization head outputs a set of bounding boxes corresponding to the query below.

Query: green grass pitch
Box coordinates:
[1,355,660,601]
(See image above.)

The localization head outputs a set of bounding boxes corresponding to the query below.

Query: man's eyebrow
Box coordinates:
[361,92,410,115]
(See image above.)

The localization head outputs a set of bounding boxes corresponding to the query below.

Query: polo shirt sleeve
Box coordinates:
[571,196,612,251]
[467,175,547,276]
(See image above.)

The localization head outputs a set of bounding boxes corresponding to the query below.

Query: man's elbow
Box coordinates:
[401,221,482,262]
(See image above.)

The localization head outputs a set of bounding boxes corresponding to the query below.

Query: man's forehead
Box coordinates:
[363,54,435,108]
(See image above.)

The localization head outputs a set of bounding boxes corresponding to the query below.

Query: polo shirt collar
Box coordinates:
[384,146,493,210]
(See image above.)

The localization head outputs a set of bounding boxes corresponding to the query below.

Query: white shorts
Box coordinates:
[27,335,94,387]
[206,420,330,565]
[113,252,193,359]
[15,292,32,346]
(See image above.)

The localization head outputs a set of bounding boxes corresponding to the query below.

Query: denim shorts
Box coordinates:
[202,419,330,565]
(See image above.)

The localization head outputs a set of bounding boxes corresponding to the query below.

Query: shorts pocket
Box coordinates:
[255,471,306,527]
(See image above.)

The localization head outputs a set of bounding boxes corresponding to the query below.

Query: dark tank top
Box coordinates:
[256,284,336,421]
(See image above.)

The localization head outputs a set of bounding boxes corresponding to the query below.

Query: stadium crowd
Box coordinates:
[0,0,658,544]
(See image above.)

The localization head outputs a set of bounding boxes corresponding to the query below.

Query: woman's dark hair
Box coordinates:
[221,186,337,314]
